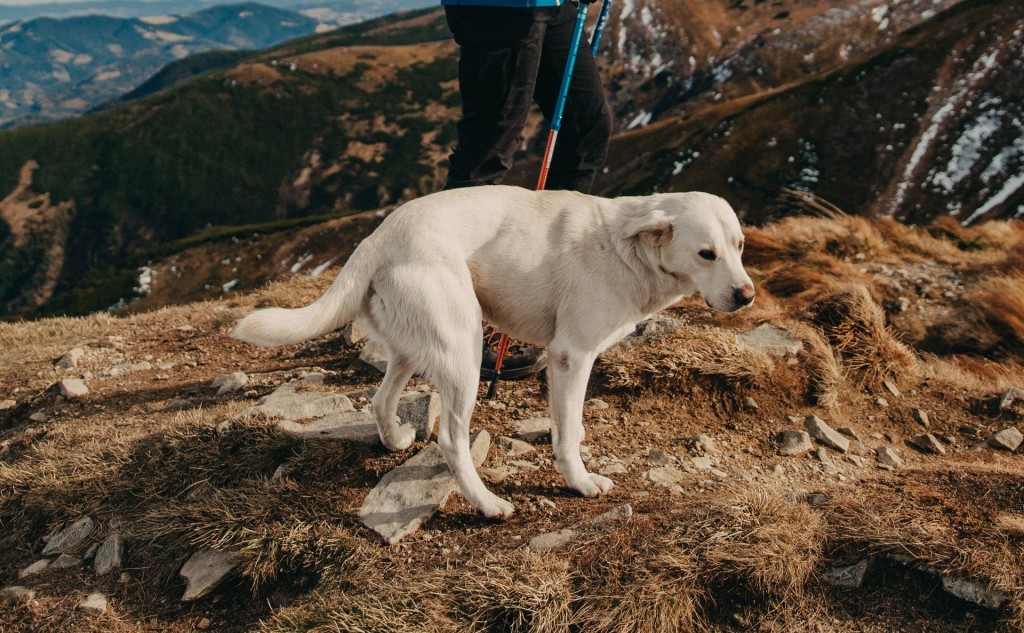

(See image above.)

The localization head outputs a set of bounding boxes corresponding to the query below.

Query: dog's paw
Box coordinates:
[572,473,615,497]
[476,494,515,520]
[380,424,417,451]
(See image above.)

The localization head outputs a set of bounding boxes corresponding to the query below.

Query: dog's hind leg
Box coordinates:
[547,346,614,498]
[436,358,515,519]
[371,355,417,451]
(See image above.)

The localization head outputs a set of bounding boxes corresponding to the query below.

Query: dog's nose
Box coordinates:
[733,284,756,306]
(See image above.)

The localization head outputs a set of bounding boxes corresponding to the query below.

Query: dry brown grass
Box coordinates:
[599,324,780,392]
[802,284,917,387]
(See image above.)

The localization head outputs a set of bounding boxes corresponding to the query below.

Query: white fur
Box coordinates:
[234,185,753,518]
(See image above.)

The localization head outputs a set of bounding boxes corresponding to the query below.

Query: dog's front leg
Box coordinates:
[547,347,614,497]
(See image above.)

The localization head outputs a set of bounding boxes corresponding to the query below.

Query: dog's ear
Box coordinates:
[621,210,674,247]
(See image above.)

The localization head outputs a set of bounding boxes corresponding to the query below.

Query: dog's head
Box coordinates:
[622,192,754,312]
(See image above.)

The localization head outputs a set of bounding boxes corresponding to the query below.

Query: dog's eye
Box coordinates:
[699,249,717,261]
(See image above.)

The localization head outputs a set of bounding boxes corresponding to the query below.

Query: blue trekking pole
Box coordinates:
[488,0,612,398]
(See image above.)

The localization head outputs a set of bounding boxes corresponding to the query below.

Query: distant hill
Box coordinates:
[0,2,319,128]
[0,0,1021,320]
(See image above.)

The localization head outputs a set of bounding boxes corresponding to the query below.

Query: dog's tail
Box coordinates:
[232,244,375,347]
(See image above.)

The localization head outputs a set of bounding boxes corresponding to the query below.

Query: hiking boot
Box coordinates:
[481,323,547,380]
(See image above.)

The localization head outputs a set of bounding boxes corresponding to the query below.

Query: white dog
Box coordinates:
[234,185,753,519]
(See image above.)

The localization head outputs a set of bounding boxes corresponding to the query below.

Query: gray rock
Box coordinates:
[941,576,1007,609]
[911,433,946,455]
[743,396,759,410]
[875,397,889,407]
[211,371,248,395]
[94,533,123,576]
[643,467,685,490]
[805,416,850,453]
[77,592,107,614]
[998,387,1024,410]
[646,449,674,466]
[779,430,814,456]
[848,455,868,467]
[277,411,380,443]
[737,323,804,356]
[29,411,47,422]
[235,380,356,426]
[912,408,930,428]
[588,504,633,526]
[598,462,627,475]
[514,417,552,442]
[18,559,49,579]
[180,548,240,602]
[343,320,368,345]
[57,347,85,369]
[584,398,609,410]
[694,434,719,455]
[836,426,862,442]
[528,529,578,551]
[397,391,440,441]
[360,431,491,545]
[100,361,152,377]
[50,554,81,570]
[42,516,95,556]
[0,586,36,603]
[495,435,535,458]
[691,456,713,470]
[875,446,903,469]
[882,380,902,398]
[479,466,517,483]
[988,427,1023,452]
[822,560,869,589]
[59,378,89,399]
[359,340,389,373]
[0,399,16,410]
[806,492,828,507]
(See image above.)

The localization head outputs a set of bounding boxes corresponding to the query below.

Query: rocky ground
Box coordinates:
[2,208,1024,632]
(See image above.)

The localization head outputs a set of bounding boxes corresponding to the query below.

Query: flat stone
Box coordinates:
[588,504,633,526]
[646,449,674,466]
[100,361,151,377]
[56,347,85,369]
[50,554,81,570]
[779,430,813,456]
[514,417,552,442]
[584,398,609,410]
[988,427,1023,452]
[743,396,759,410]
[691,456,713,470]
[29,412,46,422]
[643,466,685,489]
[882,380,902,398]
[180,548,240,602]
[77,592,107,614]
[529,529,577,551]
[0,399,16,410]
[875,397,889,407]
[912,408,930,428]
[737,323,804,356]
[359,340,388,373]
[0,586,36,603]
[911,433,946,455]
[495,435,535,457]
[397,391,440,441]
[479,466,517,483]
[94,532,123,576]
[822,560,869,589]
[59,378,89,399]
[211,371,248,395]
[875,446,903,469]
[18,559,49,578]
[694,434,719,455]
[942,576,1007,609]
[277,411,380,442]
[848,455,867,467]
[243,381,355,421]
[598,462,627,475]
[343,320,368,345]
[42,516,95,556]
[998,387,1024,410]
[805,416,850,453]
[360,430,490,545]
[509,459,539,471]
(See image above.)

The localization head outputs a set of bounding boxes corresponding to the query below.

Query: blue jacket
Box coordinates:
[441,0,561,6]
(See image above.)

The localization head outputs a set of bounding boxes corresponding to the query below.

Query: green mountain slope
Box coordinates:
[0,8,454,317]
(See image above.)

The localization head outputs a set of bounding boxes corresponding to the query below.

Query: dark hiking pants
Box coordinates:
[443,2,612,193]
